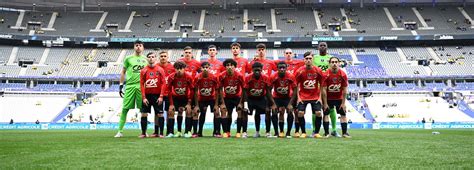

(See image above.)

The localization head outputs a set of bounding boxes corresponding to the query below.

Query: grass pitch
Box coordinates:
[0,129,472,169]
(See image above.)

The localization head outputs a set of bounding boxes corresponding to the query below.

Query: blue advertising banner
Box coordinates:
[0,122,472,130]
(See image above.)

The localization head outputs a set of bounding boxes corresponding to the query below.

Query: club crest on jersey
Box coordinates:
[175,87,186,95]
[276,86,289,95]
[280,80,287,86]
[149,72,154,76]
[225,86,237,94]
[200,88,212,96]
[303,80,316,89]
[177,81,182,86]
[328,84,341,92]
[250,89,263,96]
[332,77,339,83]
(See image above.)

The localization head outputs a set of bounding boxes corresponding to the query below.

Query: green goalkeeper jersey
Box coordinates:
[123,54,147,87]
[313,54,332,72]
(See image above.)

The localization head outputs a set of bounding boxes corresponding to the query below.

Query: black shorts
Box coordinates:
[172,98,188,109]
[224,97,241,113]
[324,100,346,116]
[274,98,290,108]
[163,96,170,112]
[140,94,164,114]
[297,100,322,113]
[248,97,267,115]
[199,100,216,113]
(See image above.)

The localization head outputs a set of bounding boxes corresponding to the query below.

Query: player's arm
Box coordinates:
[193,86,199,107]
[340,74,348,110]
[322,85,328,111]
[119,67,126,97]
[140,70,149,106]
[266,86,276,110]
[289,86,297,109]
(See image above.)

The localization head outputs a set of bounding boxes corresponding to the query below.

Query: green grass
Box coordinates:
[0,129,473,169]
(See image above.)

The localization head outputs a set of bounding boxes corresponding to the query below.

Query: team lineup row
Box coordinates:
[114,41,350,139]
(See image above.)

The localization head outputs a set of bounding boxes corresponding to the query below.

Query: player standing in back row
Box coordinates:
[115,40,148,138]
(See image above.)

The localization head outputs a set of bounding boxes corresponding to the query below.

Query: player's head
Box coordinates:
[174,61,187,76]
[318,42,327,54]
[159,51,168,64]
[223,58,237,73]
[146,52,156,65]
[256,43,266,58]
[284,48,293,60]
[201,61,210,75]
[304,51,313,66]
[183,46,193,59]
[230,42,241,57]
[134,40,144,54]
[252,62,263,78]
[277,61,287,77]
[329,56,340,70]
[208,45,217,58]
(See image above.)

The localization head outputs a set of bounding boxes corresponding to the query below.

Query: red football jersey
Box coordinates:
[179,58,201,77]
[270,72,297,99]
[247,58,276,77]
[244,73,271,98]
[203,58,224,76]
[219,71,244,98]
[158,62,175,96]
[194,73,219,101]
[233,57,248,76]
[323,69,348,100]
[140,65,166,99]
[278,59,304,75]
[295,66,324,101]
[167,72,194,100]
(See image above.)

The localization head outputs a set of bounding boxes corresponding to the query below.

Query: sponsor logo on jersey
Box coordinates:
[328,84,341,92]
[175,87,186,95]
[276,86,289,95]
[200,88,212,96]
[225,86,237,94]
[250,89,263,96]
[145,79,158,88]
[303,80,316,89]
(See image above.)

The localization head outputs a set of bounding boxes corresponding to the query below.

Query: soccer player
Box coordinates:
[179,46,201,77]
[322,57,351,138]
[241,62,277,138]
[278,48,304,137]
[156,51,176,137]
[220,42,248,136]
[172,46,199,137]
[139,52,166,138]
[270,61,297,138]
[219,59,245,138]
[193,61,220,138]
[247,43,277,137]
[202,45,225,137]
[167,61,194,138]
[230,42,248,76]
[115,40,148,138]
[204,45,225,76]
[313,42,340,137]
[295,51,325,138]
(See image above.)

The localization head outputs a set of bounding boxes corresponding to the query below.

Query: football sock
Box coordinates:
[118,109,129,133]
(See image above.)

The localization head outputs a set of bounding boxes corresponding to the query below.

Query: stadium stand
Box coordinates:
[365,94,474,123]
[0,94,72,123]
